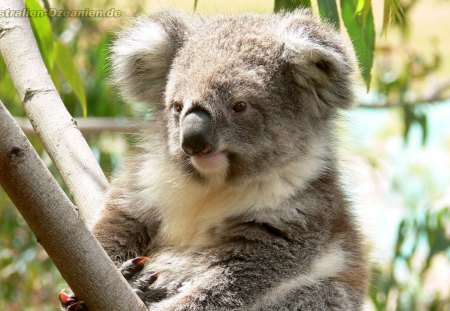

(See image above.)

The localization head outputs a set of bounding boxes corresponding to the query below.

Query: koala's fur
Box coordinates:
[94,9,369,310]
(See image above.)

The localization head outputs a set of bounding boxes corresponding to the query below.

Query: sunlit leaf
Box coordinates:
[382,0,391,35]
[317,0,340,29]
[274,0,311,12]
[54,41,87,117]
[382,0,401,35]
[355,0,371,23]
[341,0,375,89]
[383,0,409,35]
[25,0,54,71]
[356,0,365,14]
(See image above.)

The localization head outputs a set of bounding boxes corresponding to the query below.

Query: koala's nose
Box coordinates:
[181,110,214,156]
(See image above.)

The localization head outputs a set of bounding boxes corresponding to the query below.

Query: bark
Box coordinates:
[0,1,147,309]
[0,0,108,227]
[0,100,147,311]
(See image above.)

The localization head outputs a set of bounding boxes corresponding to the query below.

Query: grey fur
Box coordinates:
[95,9,369,310]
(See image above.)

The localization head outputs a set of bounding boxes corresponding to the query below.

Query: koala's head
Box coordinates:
[111,10,354,185]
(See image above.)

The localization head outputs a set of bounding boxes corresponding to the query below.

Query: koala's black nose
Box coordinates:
[181,110,214,156]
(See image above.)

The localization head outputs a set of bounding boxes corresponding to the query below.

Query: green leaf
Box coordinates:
[383,0,406,35]
[355,0,372,22]
[54,41,87,117]
[341,0,375,89]
[0,55,6,80]
[193,0,199,11]
[25,0,54,71]
[41,0,51,11]
[382,0,391,35]
[402,105,414,142]
[50,66,61,93]
[382,0,400,35]
[274,0,311,12]
[317,0,340,30]
[417,112,428,145]
[356,0,365,14]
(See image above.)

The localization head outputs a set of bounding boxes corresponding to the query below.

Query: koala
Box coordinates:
[61,9,369,311]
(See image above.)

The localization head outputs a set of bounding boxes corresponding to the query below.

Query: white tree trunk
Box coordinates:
[0,0,108,227]
[0,100,147,311]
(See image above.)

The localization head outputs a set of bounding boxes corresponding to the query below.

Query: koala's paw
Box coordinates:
[59,290,86,311]
[58,257,153,310]
[59,256,177,309]
[121,256,178,304]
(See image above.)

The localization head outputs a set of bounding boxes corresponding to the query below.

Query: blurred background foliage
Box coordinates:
[0,0,449,310]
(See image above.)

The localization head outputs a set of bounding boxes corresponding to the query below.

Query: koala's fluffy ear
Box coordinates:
[110,11,195,109]
[279,10,355,113]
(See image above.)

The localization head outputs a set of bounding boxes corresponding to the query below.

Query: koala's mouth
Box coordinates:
[190,150,229,175]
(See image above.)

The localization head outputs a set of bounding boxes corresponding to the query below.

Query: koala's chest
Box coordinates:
[155,186,250,248]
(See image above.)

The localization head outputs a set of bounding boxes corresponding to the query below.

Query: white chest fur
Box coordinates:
[133,137,328,248]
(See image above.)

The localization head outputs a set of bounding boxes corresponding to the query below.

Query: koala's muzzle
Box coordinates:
[181,110,214,156]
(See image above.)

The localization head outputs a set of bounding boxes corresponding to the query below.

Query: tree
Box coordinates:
[0,0,146,310]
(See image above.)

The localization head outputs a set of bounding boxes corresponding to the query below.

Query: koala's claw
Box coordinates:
[67,302,87,311]
[59,290,86,311]
[59,290,76,307]
[59,257,165,309]
[119,256,149,280]
[133,270,159,291]
[119,257,168,304]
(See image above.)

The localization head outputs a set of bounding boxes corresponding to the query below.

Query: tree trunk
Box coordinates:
[0,100,147,311]
[0,0,147,309]
[0,0,108,227]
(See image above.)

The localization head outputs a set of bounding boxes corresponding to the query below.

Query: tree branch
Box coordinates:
[15,117,140,135]
[0,0,108,227]
[357,98,449,109]
[0,100,147,311]
[357,81,450,109]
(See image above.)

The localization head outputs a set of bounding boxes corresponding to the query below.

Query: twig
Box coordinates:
[15,117,140,135]
[357,79,450,109]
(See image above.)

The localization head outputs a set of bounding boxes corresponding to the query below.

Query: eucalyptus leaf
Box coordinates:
[317,0,340,29]
[417,113,428,145]
[340,0,375,89]
[274,0,311,12]
[25,0,54,71]
[54,41,87,117]
[402,105,414,142]
[356,0,365,14]
[50,66,61,93]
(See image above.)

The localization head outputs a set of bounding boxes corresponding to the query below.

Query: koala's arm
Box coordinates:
[145,223,366,311]
[93,203,152,266]
[257,280,362,311]
[148,253,363,311]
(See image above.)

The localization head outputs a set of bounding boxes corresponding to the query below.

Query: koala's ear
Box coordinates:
[278,11,355,112]
[110,11,195,109]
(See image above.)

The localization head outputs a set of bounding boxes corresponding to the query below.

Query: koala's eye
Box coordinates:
[231,101,247,113]
[173,102,183,113]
